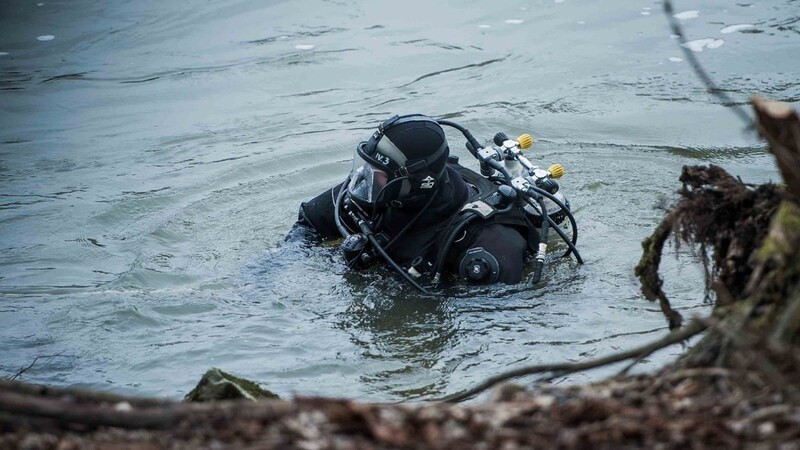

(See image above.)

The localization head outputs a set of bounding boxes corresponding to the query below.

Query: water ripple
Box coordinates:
[399,57,507,88]
[0,0,789,402]
[247,27,349,45]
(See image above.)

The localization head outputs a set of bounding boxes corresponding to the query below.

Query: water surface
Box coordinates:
[1,0,797,400]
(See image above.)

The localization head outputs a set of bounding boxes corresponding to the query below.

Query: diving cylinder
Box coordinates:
[523,191,570,228]
[502,158,526,179]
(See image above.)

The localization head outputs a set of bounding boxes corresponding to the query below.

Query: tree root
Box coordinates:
[635,165,783,329]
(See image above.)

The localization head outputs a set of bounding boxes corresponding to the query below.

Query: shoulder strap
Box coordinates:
[429,164,542,270]
[447,162,495,202]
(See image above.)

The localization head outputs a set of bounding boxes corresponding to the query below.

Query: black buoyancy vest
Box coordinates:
[450,163,536,230]
[444,163,540,252]
[390,162,540,274]
[381,166,468,266]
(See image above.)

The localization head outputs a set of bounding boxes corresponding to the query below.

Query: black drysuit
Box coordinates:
[288,166,536,284]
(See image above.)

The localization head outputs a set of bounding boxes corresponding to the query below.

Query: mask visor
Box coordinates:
[347,154,389,205]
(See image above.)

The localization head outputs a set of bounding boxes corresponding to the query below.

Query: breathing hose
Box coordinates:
[523,196,584,265]
[354,218,438,296]
[431,213,480,283]
[531,195,550,283]
[334,176,352,238]
[527,185,581,261]
[384,187,440,250]
[437,120,482,158]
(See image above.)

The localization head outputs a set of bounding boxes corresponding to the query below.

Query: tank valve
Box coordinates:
[516,134,533,150]
[548,163,564,179]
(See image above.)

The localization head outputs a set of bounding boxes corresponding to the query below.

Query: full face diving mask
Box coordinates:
[346,151,390,208]
[345,115,450,212]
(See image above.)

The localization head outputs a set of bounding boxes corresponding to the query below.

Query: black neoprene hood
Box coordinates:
[357,114,450,180]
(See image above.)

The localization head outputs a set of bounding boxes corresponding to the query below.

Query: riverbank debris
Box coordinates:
[3,369,800,449]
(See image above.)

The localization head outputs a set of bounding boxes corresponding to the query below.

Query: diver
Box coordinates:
[287,114,581,291]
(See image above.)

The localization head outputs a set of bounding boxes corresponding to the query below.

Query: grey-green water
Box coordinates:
[1,0,797,401]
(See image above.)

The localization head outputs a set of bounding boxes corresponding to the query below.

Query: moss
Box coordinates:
[755,201,800,263]
[743,201,800,343]
[184,368,280,402]
[637,165,785,330]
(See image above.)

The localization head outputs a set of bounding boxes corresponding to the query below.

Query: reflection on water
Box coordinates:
[0,0,796,401]
[339,293,457,398]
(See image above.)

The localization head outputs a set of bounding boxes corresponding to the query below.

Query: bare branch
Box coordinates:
[7,352,67,382]
[435,319,708,403]
[0,390,186,430]
[663,0,752,126]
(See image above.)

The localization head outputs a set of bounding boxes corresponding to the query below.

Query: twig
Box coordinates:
[616,338,693,377]
[642,367,733,397]
[0,390,186,430]
[664,367,731,381]
[435,319,707,403]
[745,404,795,423]
[615,346,661,377]
[8,352,67,381]
[663,0,752,126]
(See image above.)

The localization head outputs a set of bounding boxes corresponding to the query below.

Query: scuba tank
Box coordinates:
[441,125,581,284]
[524,191,570,228]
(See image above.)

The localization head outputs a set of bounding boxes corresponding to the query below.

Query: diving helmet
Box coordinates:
[347,114,449,211]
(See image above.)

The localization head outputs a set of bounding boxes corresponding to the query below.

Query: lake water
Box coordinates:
[1,0,797,401]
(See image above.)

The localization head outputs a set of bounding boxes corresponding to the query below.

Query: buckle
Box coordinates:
[378,115,400,132]
[403,159,428,175]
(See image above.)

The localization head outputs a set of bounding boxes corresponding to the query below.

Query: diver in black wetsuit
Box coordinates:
[288,114,542,285]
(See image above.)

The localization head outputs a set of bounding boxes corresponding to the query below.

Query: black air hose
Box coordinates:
[527,185,580,259]
[531,195,550,283]
[356,220,436,296]
[523,196,584,265]
[334,176,352,238]
[432,212,480,283]
[437,119,482,157]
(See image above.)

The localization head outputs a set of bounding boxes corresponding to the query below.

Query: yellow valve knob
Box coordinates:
[517,134,533,150]
[548,163,564,179]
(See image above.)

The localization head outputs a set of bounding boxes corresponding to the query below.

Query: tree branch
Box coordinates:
[436,319,708,403]
[0,390,187,430]
[663,0,752,126]
[7,352,67,381]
